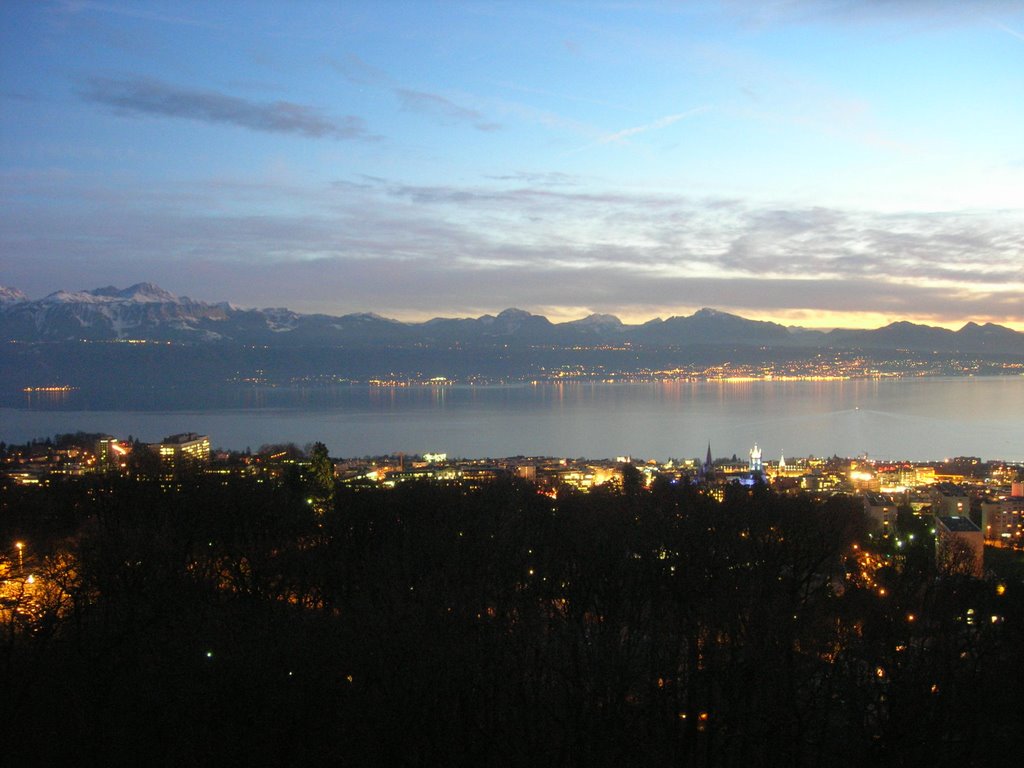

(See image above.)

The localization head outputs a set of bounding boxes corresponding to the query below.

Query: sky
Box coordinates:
[2,0,1023,330]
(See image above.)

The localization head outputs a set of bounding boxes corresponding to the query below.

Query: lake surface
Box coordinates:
[2,378,1022,462]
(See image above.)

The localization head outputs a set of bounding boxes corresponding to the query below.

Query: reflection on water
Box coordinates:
[22,389,75,408]
[1,378,1022,461]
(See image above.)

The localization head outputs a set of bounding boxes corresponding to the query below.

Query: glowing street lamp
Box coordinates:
[15,542,24,571]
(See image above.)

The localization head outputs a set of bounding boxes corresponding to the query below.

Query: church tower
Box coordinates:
[749,443,763,473]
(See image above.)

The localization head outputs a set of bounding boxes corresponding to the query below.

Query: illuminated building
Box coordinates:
[5,471,44,486]
[515,464,537,482]
[383,467,457,485]
[850,467,881,493]
[862,492,898,531]
[914,465,937,485]
[930,483,969,516]
[749,443,762,473]
[152,432,210,477]
[981,490,1024,544]
[95,435,129,471]
[459,465,503,485]
[549,467,597,490]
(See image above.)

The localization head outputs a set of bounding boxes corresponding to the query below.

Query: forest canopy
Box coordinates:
[1,471,1021,767]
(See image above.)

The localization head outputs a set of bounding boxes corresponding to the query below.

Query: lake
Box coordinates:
[1,377,1022,462]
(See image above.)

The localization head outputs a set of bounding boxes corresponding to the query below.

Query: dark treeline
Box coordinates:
[1,472,1022,767]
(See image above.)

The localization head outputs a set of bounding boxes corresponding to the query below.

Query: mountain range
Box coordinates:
[2,282,1023,354]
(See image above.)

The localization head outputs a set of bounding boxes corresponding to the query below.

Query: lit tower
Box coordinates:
[749,443,763,473]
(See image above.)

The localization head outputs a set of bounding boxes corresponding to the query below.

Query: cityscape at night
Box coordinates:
[3,430,1024,765]
[3,1,1024,765]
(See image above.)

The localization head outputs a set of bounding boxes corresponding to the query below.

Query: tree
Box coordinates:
[308,441,335,514]
[621,462,643,497]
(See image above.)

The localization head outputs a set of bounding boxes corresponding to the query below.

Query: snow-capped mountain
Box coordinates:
[2,283,1023,353]
[0,283,232,342]
[0,286,28,305]
[85,282,180,303]
[0,283,414,345]
[564,314,625,334]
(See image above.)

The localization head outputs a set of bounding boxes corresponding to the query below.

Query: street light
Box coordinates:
[15,542,24,571]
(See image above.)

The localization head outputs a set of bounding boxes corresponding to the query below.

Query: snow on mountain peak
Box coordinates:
[39,283,180,305]
[42,289,102,304]
[571,313,622,328]
[0,286,28,304]
[108,283,179,302]
[692,307,727,319]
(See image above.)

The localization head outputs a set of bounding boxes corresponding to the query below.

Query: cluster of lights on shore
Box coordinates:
[0,542,38,621]
[10,541,34,584]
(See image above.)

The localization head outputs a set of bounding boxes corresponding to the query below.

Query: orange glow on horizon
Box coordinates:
[339,305,1024,333]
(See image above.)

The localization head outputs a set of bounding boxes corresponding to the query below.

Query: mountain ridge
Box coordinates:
[1,283,1022,353]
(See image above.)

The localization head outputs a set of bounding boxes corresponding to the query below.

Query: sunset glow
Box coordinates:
[2,1,1023,328]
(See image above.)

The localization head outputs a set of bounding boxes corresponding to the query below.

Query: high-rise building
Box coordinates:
[981,491,1024,544]
[95,435,129,471]
[152,432,210,477]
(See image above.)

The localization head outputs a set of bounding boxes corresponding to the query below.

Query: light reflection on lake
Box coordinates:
[1,378,1021,461]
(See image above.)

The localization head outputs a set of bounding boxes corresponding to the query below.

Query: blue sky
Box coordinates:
[2,0,1023,328]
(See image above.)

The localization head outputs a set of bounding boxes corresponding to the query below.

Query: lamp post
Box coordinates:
[15,542,24,572]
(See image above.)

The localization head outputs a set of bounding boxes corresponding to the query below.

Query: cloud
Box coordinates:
[566,108,710,153]
[995,21,1024,41]
[595,108,709,145]
[3,170,1023,328]
[335,57,600,140]
[59,0,213,28]
[329,54,391,88]
[395,88,501,131]
[484,171,580,186]
[708,207,1024,288]
[723,0,1024,27]
[79,76,373,139]
[330,55,499,131]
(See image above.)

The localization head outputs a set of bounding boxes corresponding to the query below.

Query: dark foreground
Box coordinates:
[2,472,1022,767]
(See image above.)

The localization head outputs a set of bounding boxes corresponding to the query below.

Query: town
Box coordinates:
[4,430,1023,566]
[2,428,1022,766]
